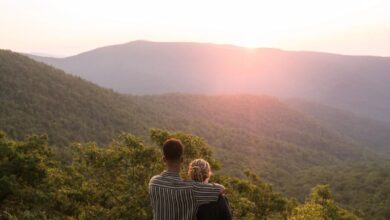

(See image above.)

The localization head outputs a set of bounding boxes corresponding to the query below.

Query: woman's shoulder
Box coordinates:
[217,194,230,208]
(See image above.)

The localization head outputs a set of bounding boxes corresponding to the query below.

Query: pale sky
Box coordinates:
[1,0,390,57]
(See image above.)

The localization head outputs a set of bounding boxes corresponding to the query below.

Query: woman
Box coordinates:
[188,159,232,220]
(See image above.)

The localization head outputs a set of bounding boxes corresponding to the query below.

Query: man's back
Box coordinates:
[149,171,221,220]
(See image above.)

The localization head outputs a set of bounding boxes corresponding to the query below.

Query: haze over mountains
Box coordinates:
[30,40,390,122]
[2,49,390,218]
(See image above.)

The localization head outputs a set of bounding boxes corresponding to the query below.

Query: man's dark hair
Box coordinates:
[163,138,184,161]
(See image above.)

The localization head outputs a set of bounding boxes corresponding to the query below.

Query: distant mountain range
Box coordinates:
[29,40,390,122]
[2,50,390,218]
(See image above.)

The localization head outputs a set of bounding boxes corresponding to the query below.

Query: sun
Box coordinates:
[234,38,267,49]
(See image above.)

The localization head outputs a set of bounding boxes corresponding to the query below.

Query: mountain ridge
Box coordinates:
[0,49,380,167]
[29,40,390,59]
[28,41,390,122]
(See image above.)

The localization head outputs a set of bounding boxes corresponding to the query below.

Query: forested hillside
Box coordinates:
[1,49,376,180]
[29,40,390,122]
[286,162,390,219]
[1,50,390,219]
[287,99,390,156]
[1,49,151,144]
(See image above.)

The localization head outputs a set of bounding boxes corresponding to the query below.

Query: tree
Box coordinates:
[289,185,360,220]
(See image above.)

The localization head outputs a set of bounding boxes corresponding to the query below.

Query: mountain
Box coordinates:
[1,50,152,145]
[0,49,376,171]
[29,40,390,122]
[2,50,390,218]
[287,99,390,156]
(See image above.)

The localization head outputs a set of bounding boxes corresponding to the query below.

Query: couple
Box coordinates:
[149,138,232,220]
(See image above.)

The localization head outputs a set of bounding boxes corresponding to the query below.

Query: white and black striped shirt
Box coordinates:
[149,171,221,220]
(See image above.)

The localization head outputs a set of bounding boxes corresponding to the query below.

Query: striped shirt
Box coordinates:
[149,171,221,220]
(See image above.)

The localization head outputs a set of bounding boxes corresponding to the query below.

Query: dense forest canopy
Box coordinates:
[1,50,390,219]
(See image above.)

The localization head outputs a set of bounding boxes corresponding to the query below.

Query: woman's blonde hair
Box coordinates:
[188,159,211,182]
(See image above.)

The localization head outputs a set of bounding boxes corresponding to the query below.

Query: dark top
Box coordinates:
[196,194,232,220]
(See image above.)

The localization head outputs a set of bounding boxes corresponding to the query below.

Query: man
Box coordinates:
[149,138,224,220]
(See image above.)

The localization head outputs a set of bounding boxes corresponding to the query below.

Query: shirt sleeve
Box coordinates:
[192,182,221,206]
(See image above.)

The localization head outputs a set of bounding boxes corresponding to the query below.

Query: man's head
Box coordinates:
[163,138,184,164]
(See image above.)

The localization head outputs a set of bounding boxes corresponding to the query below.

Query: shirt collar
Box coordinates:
[161,170,181,179]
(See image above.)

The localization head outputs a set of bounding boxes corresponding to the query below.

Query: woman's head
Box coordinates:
[188,159,211,183]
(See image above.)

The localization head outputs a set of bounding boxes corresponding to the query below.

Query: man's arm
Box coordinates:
[192,182,224,206]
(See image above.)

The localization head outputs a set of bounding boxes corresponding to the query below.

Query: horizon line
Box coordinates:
[9,39,390,59]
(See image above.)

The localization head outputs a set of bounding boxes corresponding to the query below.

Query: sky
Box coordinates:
[1,0,390,57]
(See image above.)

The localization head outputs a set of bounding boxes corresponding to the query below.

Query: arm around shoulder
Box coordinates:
[192,182,223,205]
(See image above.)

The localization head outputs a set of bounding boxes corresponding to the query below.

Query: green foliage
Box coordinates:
[66,134,163,219]
[0,132,53,217]
[0,132,163,219]
[214,172,293,220]
[290,203,325,220]
[0,130,361,219]
[289,185,360,220]
[284,163,390,220]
